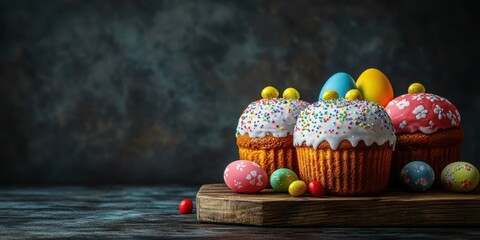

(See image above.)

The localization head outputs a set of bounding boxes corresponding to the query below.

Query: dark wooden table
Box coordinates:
[1,185,480,239]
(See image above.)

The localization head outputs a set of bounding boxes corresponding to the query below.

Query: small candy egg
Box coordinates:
[399,161,435,192]
[322,90,339,101]
[441,161,480,192]
[179,198,193,214]
[345,89,364,100]
[288,180,307,197]
[308,180,325,197]
[270,168,299,192]
[261,86,279,99]
[224,160,268,193]
[356,68,394,107]
[318,72,357,101]
[283,87,300,99]
[408,83,426,94]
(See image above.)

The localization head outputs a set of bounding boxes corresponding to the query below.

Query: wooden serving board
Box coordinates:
[196,184,480,227]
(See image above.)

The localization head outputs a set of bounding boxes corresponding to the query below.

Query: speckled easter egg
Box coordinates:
[399,161,435,192]
[270,168,298,192]
[224,160,268,193]
[356,68,394,107]
[318,72,357,101]
[441,162,480,192]
[288,180,307,197]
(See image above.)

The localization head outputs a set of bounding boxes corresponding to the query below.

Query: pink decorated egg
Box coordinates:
[223,160,268,193]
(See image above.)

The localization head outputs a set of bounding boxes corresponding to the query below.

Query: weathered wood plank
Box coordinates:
[197,184,480,227]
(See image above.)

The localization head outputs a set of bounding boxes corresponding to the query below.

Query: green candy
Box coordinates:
[269,168,299,192]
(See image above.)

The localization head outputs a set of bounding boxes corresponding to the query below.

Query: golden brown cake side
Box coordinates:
[390,128,464,187]
[237,134,294,149]
[237,134,298,176]
[296,140,393,196]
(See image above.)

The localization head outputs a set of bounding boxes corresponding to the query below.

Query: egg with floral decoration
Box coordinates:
[441,162,480,192]
[399,161,435,192]
[356,68,394,107]
[270,168,298,192]
[224,160,268,193]
[318,72,357,101]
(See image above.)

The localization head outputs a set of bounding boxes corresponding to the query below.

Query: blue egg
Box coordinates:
[318,72,357,101]
[399,161,435,192]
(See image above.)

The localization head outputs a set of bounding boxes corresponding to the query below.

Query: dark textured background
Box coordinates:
[1,0,479,185]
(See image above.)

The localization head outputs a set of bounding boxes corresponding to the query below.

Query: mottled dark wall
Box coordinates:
[1,0,479,185]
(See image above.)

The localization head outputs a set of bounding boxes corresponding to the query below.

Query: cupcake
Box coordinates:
[385,83,464,187]
[294,97,396,196]
[236,86,309,176]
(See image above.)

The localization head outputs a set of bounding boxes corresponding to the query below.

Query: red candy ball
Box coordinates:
[179,198,193,214]
[308,180,325,197]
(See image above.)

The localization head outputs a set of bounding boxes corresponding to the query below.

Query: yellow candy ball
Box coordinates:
[408,83,426,94]
[261,86,279,99]
[345,89,363,100]
[288,180,307,197]
[322,90,339,101]
[282,87,300,100]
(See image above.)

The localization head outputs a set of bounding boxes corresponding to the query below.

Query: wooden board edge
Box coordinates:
[196,184,480,227]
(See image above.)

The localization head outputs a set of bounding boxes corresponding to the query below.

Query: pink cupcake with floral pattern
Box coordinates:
[385,83,464,187]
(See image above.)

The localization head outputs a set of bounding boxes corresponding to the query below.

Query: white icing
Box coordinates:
[236,98,309,138]
[293,99,396,150]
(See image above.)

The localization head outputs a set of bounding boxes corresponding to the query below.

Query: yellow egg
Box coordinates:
[408,83,426,94]
[322,90,339,101]
[261,86,279,99]
[288,180,307,197]
[345,89,363,100]
[282,87,300,100]
[441,162,480,192]
[356,68,394,107]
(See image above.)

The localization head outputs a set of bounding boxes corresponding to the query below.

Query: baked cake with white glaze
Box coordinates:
[294,99,396,196]
[385,84,464,187]
[236,87,309,177]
